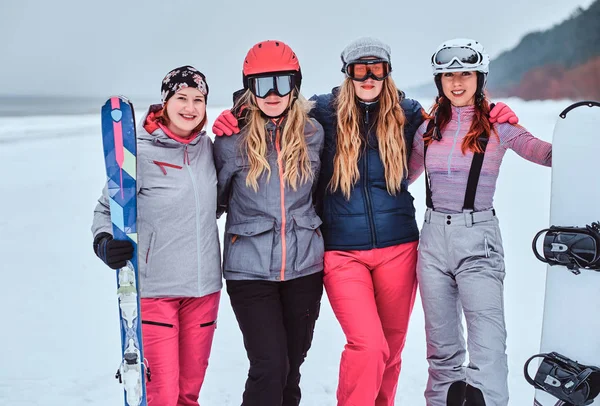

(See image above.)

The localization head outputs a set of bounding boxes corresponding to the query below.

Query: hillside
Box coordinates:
[487,0,600,100]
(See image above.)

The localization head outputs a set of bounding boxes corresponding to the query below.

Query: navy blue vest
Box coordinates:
[310,88,424,251]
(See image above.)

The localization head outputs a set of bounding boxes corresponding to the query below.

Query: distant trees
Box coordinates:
[487,0,600,100]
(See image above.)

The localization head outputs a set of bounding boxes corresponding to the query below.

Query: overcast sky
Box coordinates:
[1,0,595,105]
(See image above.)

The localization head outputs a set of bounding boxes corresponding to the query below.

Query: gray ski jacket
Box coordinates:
[92,105,222,298]
[214,117,325,282]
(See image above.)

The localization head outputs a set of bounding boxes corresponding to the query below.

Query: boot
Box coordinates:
[446,381,467,406]
[464,384,486,406]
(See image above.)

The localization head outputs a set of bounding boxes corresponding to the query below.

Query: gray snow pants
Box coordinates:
[417,209,509,406]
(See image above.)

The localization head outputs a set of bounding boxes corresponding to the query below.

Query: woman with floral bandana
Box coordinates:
[92,65,221,406]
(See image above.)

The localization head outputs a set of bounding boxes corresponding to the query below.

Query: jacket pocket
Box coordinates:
[293,213,325,272]
[235,155,251,169]
[226,219,275,276]
[308,149,321,176]
[302,300,321,356]
[138,225,157,276]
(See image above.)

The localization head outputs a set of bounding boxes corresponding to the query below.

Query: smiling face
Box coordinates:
[164,87,206,138]
[255,93,290,117]
[440,71,478,107]
[352,77,384,102]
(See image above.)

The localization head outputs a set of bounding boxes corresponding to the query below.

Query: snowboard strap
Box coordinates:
[423,118,489,212]
[524,352,600,406]
[424,119,435,210]
[532,221,600,274]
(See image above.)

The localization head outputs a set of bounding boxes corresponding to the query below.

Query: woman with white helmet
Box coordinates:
[408,38,553,406]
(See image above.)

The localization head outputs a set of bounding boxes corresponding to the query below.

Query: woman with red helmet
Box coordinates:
[213,40,325,406]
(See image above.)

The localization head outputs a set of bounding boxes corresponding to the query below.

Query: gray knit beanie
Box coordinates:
[340,37,392,66]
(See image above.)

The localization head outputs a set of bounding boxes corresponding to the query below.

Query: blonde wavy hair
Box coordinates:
[234,89,315,192]
[330,77,408,199]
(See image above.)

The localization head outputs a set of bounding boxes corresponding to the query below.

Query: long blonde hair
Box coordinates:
[330,77,408,199]
[234,89,315,192]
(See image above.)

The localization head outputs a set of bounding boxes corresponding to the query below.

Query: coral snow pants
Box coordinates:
[140,291,220,406]
[324,241,418,406]
[418,209,508,406]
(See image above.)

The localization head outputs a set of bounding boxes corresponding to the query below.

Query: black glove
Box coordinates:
[93,232,134,269]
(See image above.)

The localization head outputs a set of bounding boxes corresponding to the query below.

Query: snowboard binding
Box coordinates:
[532,221,600,274]
[524,352,600,406]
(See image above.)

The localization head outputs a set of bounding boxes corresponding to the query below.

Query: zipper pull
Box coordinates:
[183,145,190,166]
[484,236,490,258]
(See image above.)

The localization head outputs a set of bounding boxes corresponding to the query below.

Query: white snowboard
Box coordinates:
[532,101,600,406]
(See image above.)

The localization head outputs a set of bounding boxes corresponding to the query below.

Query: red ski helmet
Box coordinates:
[242,40,302,92]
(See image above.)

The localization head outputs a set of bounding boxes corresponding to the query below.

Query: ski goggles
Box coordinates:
[344,59,391,81]
[247,74,296,99]
[432,46,483,70]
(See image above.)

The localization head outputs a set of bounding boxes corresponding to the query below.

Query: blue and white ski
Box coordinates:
[100,96,148,406]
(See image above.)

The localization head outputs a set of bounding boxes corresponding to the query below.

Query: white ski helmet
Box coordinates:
[430,38,490,76]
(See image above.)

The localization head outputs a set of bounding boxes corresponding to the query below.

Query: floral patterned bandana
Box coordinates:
[160,65,209,105]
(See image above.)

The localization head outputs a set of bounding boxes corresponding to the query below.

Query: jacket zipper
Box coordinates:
[362,104,377,247]
[448,107,462,175]
[183,145,203,293]
[273,124,287,281]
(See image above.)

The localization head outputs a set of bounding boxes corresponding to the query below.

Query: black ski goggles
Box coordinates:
[344,59,391,81]
[432,46,483,70]
[247,74,296,99]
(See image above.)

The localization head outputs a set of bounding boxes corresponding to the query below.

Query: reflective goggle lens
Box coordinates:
[249,75,294,98]
[346,60,390,81]
[433,47,481,66]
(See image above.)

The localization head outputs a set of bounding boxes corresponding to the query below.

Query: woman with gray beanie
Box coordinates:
[212,37,516,406]
[308,37,422,406]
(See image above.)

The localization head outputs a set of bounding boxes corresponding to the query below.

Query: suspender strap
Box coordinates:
[463,133,489,211]
[424,120,435,210]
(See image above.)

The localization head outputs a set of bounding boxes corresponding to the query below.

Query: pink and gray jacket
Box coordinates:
[92,105,222,298]
[408,105,552,213]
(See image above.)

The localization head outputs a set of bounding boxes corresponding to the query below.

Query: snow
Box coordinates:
[0,98,567,405]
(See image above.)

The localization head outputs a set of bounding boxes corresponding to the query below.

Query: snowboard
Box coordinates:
[531,101,600,406]
[100,96,148,406]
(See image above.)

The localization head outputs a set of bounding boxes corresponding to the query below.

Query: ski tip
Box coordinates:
[109,95,131,103]
[101,95,132,108]
[559,100,600,119]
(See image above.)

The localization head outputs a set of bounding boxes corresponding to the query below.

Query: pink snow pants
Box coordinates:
[324,241,418,406]
[141,291,220,406]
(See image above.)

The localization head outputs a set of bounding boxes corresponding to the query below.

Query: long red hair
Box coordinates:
[423,93,497,154]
